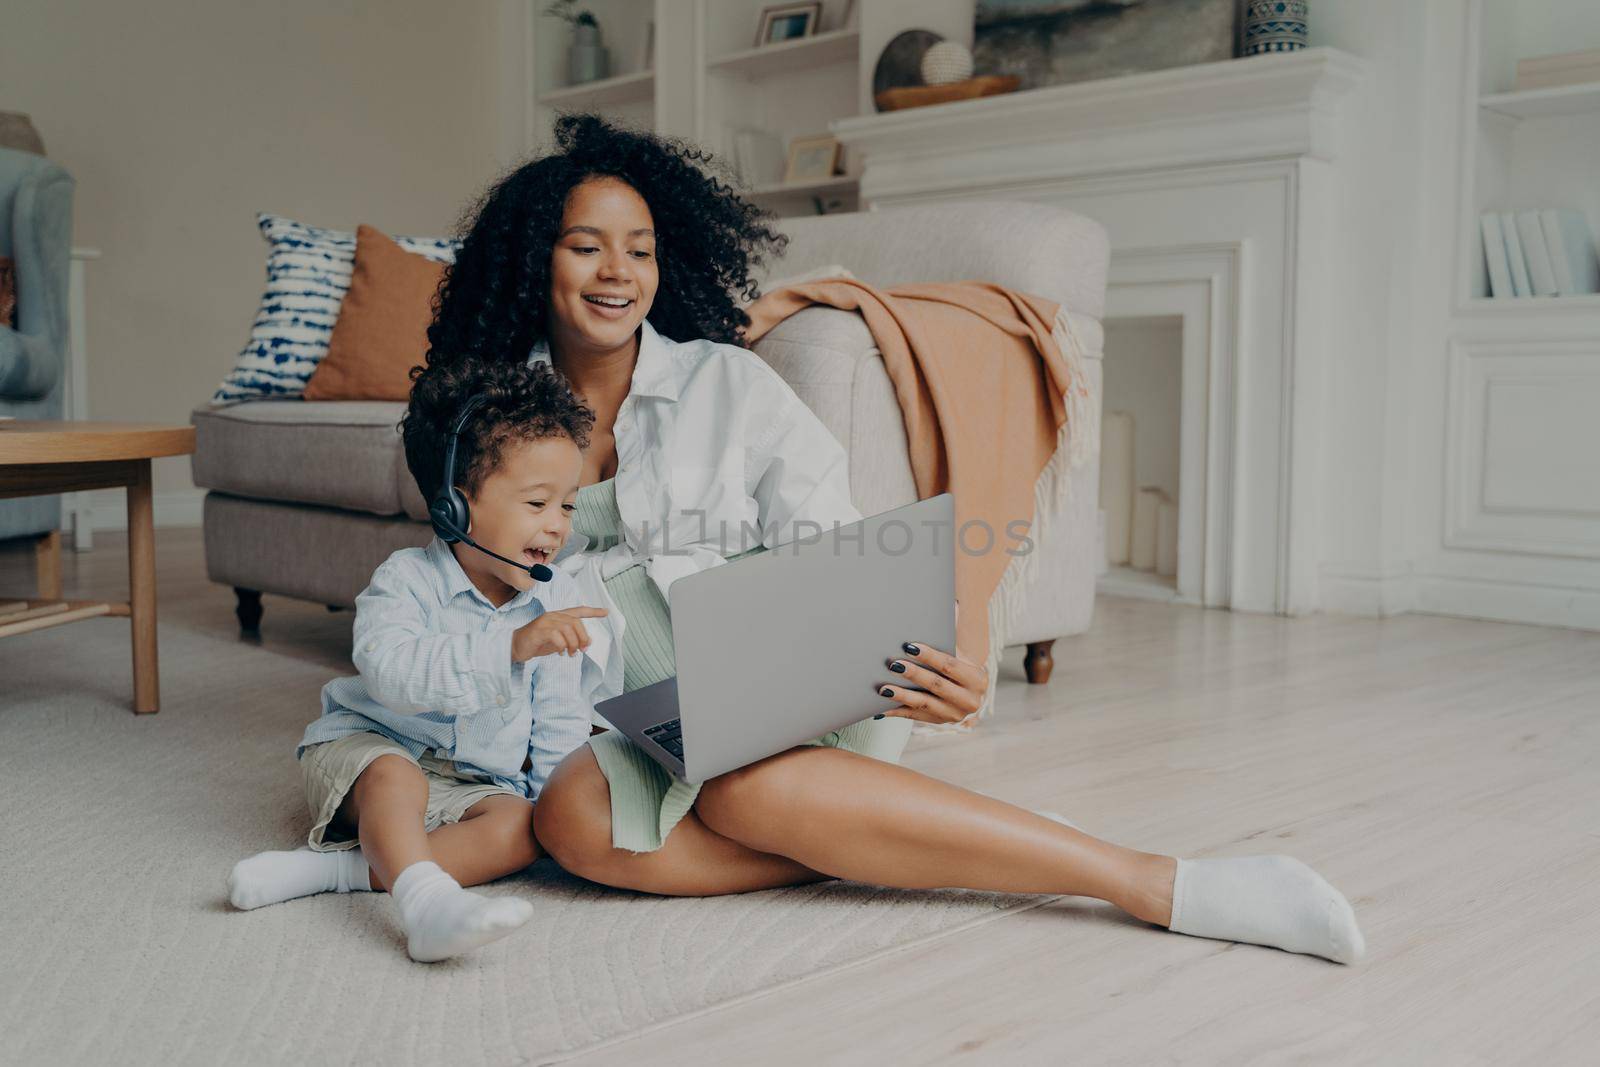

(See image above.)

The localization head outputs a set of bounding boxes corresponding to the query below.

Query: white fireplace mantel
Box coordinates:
[834,49,1367,202]
[832,49,1368,615]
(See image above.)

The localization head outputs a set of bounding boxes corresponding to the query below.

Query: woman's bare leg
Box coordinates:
[533,747,827,896]
[532,746,1169,923]
[694,747,1176,924]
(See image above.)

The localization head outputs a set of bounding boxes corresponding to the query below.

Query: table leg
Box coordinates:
[127,460,159,713]
[35,530,63,600]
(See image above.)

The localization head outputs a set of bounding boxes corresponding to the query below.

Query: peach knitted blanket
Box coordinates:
[743,279,1095,723]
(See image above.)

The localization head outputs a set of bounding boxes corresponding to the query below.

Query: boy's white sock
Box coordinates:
[1167,855,1365,964]
[229,847,373,910]
[390,860,533,963]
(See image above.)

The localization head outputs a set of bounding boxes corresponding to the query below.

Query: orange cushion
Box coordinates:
[303,225,445,401]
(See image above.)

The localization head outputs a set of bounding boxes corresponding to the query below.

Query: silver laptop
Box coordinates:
[594,493,957,782]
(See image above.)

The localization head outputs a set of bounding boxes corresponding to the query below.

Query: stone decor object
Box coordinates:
[873,28,945,107]
[921,41,975,86]
[1242,0,1308,56]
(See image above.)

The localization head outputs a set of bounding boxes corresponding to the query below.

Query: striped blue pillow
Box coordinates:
[211,213,458,404]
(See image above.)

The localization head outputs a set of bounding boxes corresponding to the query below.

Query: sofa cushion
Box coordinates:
[303,226,445,402]
[191,400,429,520]
[210,213,456,404]
[204,493,434,609]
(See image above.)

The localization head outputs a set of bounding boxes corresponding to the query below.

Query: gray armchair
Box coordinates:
[0,146,75,541]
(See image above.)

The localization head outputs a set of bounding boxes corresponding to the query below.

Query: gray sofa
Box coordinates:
[193,201,1107,681]
[1,146,74,543]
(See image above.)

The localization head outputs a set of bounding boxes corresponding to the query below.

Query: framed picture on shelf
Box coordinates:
[756,2,821,47]
[784,134,841,184]
[829,0,857,32]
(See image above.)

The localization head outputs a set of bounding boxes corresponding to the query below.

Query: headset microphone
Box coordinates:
[438,511,556,579]
[430,394,555,583]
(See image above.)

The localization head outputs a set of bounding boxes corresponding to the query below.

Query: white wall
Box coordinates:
[0,1,509,518]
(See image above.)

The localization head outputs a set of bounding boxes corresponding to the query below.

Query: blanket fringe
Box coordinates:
[913,307,1098,737]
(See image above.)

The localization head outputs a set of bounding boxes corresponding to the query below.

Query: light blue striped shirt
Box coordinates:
[299,537,595,798]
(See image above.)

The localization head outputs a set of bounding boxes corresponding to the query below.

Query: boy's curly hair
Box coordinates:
[426,112,789,369]
[401,357,594,503]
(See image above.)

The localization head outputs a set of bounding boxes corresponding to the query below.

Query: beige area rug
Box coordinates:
[0,616,1049,1065]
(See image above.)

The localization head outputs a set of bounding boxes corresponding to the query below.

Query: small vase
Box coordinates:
[1242,0,1309,56]
[568,23,611,84]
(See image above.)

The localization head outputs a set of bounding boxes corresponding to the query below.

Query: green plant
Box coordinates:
[544,0,597,28]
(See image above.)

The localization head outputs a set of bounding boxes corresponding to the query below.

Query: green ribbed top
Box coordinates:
[572,479,678,694]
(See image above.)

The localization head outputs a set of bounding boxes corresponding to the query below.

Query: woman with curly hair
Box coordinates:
[425,114,1364,964]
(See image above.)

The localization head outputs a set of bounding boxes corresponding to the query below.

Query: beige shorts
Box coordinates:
[299,731,524,852]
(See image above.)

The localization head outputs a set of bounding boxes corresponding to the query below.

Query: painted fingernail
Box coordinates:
[873,713,885,720]
[902,642,921,656]
[889,660,906,673]
[880,686,894,698]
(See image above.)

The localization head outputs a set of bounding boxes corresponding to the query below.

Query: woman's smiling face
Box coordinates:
[548,176,659,356]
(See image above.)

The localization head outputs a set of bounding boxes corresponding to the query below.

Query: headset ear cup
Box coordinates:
[446,488,470,537]
[429,489,470,542]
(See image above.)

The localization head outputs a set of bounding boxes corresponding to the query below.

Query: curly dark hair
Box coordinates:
[402,357,595,503]
[426,113,789,367]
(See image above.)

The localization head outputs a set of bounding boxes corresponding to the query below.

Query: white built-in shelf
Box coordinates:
[708,28,860,79]
[1480,81,1600,119]
[1461,292,1600,315]
[537,70,654,108]
[746,174,858,198]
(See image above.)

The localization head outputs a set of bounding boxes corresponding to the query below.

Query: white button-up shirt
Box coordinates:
[533,318,863,705]
[300,538,595,798]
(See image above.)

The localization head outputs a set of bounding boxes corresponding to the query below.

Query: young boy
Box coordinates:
[228,358,607,963]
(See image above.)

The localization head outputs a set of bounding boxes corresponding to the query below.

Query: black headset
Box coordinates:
[429,394,553,582]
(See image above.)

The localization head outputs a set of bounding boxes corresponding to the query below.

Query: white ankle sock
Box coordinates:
[1167,855,1365,964]
[390,861,534,963]
[229,847,372,910]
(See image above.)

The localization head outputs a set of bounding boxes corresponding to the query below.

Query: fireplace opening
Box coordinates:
[1099,315,1183,599]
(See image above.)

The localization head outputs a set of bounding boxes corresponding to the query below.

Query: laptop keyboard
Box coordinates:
[643,718,684,760]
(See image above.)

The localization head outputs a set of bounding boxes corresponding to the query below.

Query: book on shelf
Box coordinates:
[1538,209,1600,295]
[1481,214,1513,298]
[1514,49,1600,92]
[1499,211,1533,297]
[1514,211,1560,297]
[1480,207,1599,298]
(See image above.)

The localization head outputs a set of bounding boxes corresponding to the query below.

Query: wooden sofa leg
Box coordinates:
[1023,640,1055,685]
[235,587,263,634]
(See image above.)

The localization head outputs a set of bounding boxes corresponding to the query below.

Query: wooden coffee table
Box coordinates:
[0,421,196,713]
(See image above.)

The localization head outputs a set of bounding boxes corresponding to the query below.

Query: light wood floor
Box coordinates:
[4,529,1597,1064]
